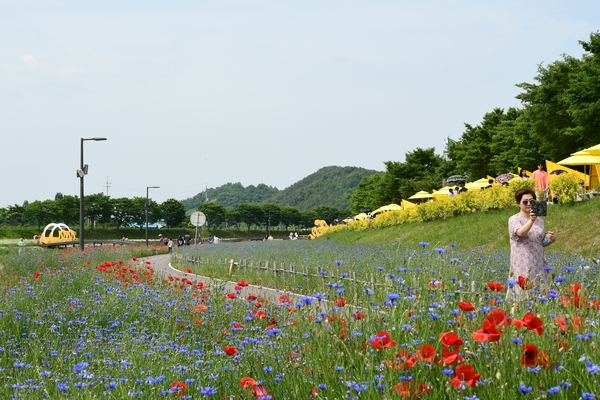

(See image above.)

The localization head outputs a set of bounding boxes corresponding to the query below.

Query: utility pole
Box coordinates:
[104,176,112,196]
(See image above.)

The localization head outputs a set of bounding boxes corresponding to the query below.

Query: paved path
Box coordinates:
[143,254,330,311]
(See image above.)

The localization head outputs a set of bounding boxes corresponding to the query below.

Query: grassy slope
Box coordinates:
[321,197,600,256]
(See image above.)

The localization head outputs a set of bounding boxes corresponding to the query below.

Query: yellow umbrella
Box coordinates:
[408,191,433,200]
[372,203,402,215]
[353,213,368,220]
[466,178,491,190]
[582,144,600,155]
[557,151,600,189]
[432,186,454,198]
[557,152,600,165]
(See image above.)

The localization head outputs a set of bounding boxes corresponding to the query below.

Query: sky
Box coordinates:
[1,1,598,208]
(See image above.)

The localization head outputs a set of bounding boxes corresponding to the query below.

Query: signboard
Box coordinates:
[190,211,206,227]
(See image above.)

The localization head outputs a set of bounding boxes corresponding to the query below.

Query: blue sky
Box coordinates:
[1,1,597,207]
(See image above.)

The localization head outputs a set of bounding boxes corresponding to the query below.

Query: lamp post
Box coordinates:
[79,137,107,251]
[146,186,160,246]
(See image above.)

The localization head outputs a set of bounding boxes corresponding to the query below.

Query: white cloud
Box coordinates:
[22,54,37,68]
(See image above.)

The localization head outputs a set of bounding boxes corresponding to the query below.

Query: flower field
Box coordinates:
[0,241,598,399]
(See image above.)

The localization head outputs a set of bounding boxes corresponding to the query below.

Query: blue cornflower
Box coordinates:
[518,384,532,394]
[363,289,374,295]
[299,296,314,305]
[547,386,561,395]
[57,383,69,391]
[263,367,273,373]
[435,247,446,254]
[554,275,567,283]
[506,278,517,287]
[419,242,430,247]
[582,393,596,400]
[563,266,576,272]
[586,360,600,374]
[200,386,218,396]
[317,384,327,390]
[334,260,343,266]
[387,293,400,301]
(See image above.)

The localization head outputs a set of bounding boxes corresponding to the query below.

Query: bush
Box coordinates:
[549,173,582,204]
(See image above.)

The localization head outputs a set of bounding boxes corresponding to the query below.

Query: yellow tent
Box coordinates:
[546,160,590,187]
[401,199,416,209]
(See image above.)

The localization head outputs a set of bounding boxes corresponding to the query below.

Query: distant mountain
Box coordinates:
[181,166,379,211]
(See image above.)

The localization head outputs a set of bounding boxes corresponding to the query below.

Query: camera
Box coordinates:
[531,200,547,217]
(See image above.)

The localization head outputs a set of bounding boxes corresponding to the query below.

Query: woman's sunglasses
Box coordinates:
[521,199,534,205]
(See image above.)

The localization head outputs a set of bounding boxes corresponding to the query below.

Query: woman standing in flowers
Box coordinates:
[507,188,556,301]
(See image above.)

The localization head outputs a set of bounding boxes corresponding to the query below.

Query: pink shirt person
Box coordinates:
[531,163,549,191]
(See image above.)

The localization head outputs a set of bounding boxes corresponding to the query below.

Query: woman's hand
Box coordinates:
[546,231,555,244]
[529,210,537,223]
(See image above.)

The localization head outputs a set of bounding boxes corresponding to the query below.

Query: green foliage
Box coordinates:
[160,198,186,228]
[181,182,279,211]
[236,204,264,230]
[198,203,227,228]
[549,173,582,204]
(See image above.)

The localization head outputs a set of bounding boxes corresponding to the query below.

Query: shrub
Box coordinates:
[549,173,582,204]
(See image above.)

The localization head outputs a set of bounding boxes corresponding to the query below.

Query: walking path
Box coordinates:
[143,254,330,311]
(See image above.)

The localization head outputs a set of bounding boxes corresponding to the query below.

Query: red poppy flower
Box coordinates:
[223,346,238,356]
[415,343,438,363]
[439,331,464,349]
[520,343,539,366]
[226,293,236,299]
[486,308,511,326]
[247,294,258,301]
[278,294,291,304]
[449,364,480,389]
[185,268,193,273]
[132,256,137,261]
[458,301,476,311]
[352,311,365,320]
[370,331,397,350]
[334,298,348,307]
[170,381,187,396]
[513,312,544,336]
[386,349,415,370]
[518,276,533,290]
[194,319,201,326]
[441,346,464,365]
[240,377,256,388]
[487,281,504,291]
[472,319,503,342]
[237,280,249,287]
[232,322,244,329]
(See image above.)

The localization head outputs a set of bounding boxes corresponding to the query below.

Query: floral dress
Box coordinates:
[506,213,548,300]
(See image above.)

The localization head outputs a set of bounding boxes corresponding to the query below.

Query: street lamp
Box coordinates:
[146,186,160,246]
[78,137,107,251]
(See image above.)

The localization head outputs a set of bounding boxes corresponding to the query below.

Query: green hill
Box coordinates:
[181,166,379,211]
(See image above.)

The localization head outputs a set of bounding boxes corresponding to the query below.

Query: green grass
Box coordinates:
[322,197,600,256]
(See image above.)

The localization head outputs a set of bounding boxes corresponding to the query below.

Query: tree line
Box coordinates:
[350,32,600,214]
[0,193,350,231]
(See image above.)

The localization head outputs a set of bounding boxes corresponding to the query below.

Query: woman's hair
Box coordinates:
[515,188,536,204]
[519,169,527,177]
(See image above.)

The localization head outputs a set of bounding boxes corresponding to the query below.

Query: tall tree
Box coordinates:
[111,197,134,230]
[85,193,112,229]
[25,200,58,230]
[198,203,227,228]
[279,206,302,230]
[236,204,264,231]
[161,199,186,229]
[55,195,80,227]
